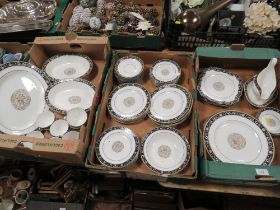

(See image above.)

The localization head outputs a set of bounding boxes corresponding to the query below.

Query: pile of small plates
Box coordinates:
[257,107,280,136]
[150,59,181,86]
[149,84,193,126]
[108,83,151,124]
[141,127,191,175]
[203,111,274,166]
[114,56,144,83]
[95,126,140,169]
[197,67,243,106]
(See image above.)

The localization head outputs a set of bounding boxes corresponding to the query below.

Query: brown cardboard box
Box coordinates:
[0,35,110,164]
[0,42,31,54]
[86,50,197,182]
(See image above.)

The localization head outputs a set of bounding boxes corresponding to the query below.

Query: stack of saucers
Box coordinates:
[114,56,144,83]
[150,59,181,86]
[149,84,193,126]
[108,83,151,124]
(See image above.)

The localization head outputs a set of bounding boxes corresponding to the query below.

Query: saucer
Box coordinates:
[141,127,191,175]
[257,107,280,136]
[150,59,181,86]
[26,131,44,139]
[197,67,243,106]
[50,119,69,137]
[244,76,278,108]
[0,61,48,135]
[108,83,150,124]
[62,130,80,140]
[114,56,144,83]
[36,110,55,129]
[203,111,274,165]
[46,79,96,114]
[42,54,94,81]
[95,126,140,168]
[66,107,87,128]
[149,84,193,125]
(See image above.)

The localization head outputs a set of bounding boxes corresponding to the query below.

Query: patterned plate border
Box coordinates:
[107,83,151,124]
[114,55,144,82]
[256,107,280,136]
[95,126,140,169]
[45,78,96,114]
[203,110,274,166]
[141,127,191,175]
[42,53,95,82]
[197,67,243,107]
[148,84,193,125]
[150,59,181,86]
[244,76,278,108]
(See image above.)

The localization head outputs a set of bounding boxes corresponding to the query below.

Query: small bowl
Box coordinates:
[14,190,29,205]
[16,180,31,191]
[66,108,87,128]
[26,131,44,139]
[62,131,80,140]
[36,110,55,129]
[50,119,69,137]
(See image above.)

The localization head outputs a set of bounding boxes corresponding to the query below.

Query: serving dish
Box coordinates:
[66,107,87,128]
[257,107,280,136]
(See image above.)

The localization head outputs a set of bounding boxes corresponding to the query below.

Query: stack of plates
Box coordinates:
[114,56,144,83]
[108,83,151,124]
[141,127,191,175]
[95,127,140,169]
[149,84,193,126]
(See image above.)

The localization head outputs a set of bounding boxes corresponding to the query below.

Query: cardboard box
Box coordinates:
[57,0,164,50]
[0,35,111,165]
[196,47,280,185]
[86,50,198,182]
[0,42,31,55]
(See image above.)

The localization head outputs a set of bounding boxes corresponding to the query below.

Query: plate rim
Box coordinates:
[45,78,96,114]
[150,59,181,86]
[148,84,193,125]
[107,83,151,123]
[203,110,275,166]
[197,67,243,107]
[42,53,95,81]
[256,107,280,136]
[95,126,140,169]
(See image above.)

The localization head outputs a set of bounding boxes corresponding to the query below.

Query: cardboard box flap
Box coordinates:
[196,47,280,60]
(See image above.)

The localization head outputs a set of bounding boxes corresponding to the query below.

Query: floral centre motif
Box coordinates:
[112,141,124,153]
[68,96,81,104]
[265,117,277,127]
[158,145,171,158]
[11,89,31,111]
[161,69,170,76]
[213,82,225,91]
[162,98,174,109]
[123,96,135,107]
[227,133,246,150]
[64,68,76,76]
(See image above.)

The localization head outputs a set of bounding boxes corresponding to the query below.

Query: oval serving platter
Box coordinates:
[197,67,243,106]
[42,54,95,81]
[203,111,274,166]
[45,79,96,114]
[0,61,48,135]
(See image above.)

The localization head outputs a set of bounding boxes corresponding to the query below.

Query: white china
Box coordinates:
[36,110,55,129]
[46,79,96,114]
[26,131,44,139]
[50,119,69,137]
[149,84,193,125]
[95,127,140,168]
[66,107,87,128]
[0,199,14,210]
[257,58,277,100]
[203,111,274,165]
[257,108,280,136]
[150,59,181,86]
[42,54,94,81]
[108,83,150,124]
[62,130,80,140]
[244,76,278,108]
[16,180,31,190]
[14,190,28,205]
[197,67,243,106]
[141,127,191,175]
[115,56,144,83]
[0,61,48,135]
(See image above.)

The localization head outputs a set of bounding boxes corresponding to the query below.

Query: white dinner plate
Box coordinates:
[257,108,280,136]
[108,83,150,123]
[197,67,243,106]
[203,111,274,165]
[150,59,181,86]
[0,62,48,135]
[149,84,193,125]
[42,54,94,81]
[141,127,191,175]
[46,79,96,114]
[95,126,140,168]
